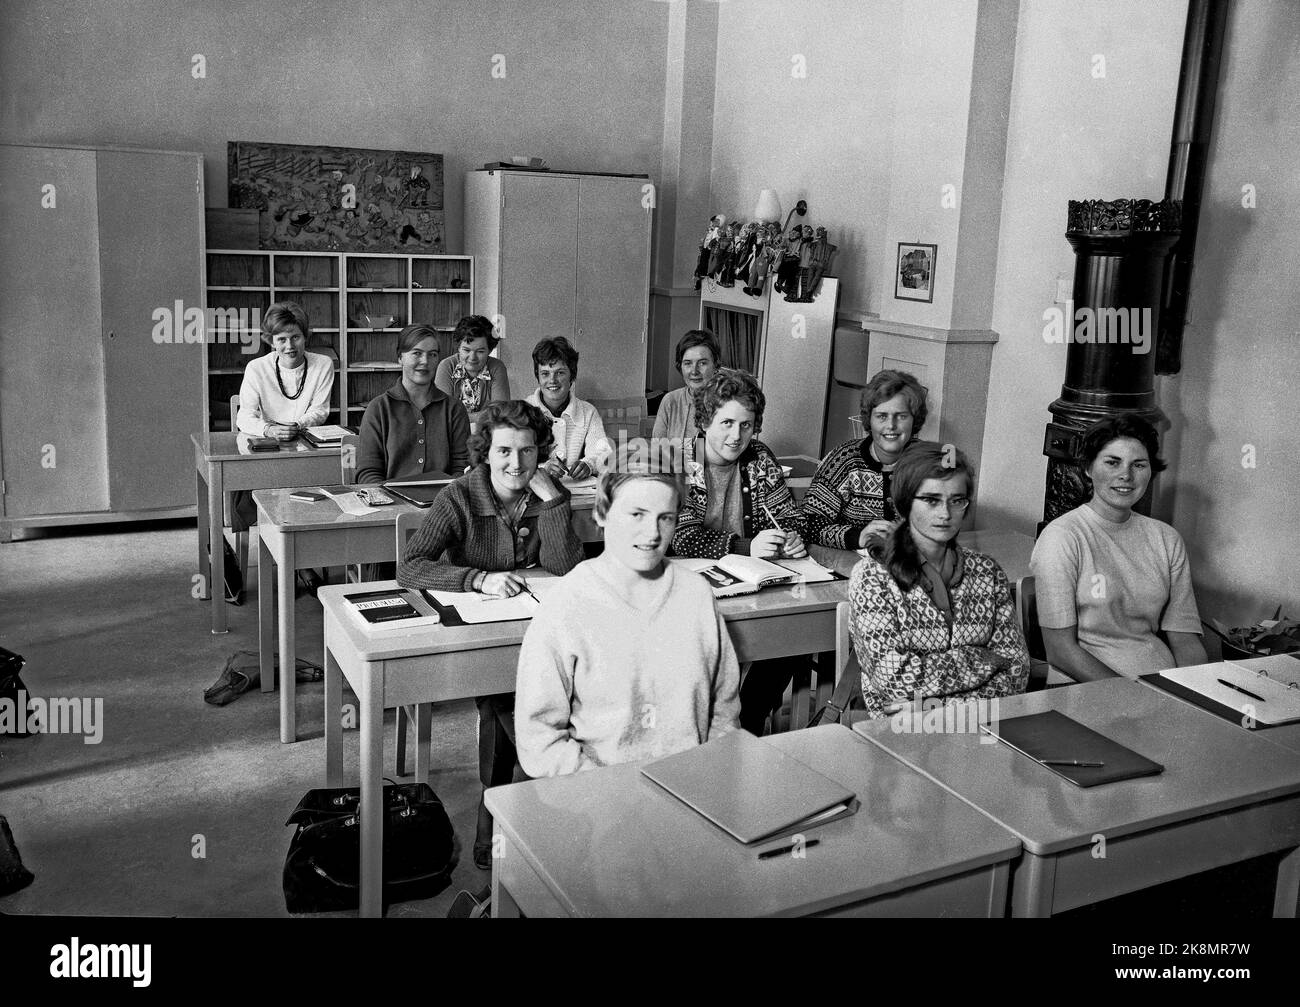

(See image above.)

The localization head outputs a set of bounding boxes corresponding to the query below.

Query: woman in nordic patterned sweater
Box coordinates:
[848,441,1029,719]
[397,399,583,870]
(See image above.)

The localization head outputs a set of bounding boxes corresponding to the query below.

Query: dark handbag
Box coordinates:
[0,646,33,739]
[809,656,864,727]
[0,815,35,896]
[282,781,457,913]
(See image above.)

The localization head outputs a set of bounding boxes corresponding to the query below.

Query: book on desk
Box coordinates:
[344,589,442,631]
[641,730,858,852]
[1141,655,1300,728]
[671,554,836,598]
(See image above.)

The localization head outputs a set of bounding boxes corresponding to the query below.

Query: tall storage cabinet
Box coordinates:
[465,168,652,403]
[0,144,205,539]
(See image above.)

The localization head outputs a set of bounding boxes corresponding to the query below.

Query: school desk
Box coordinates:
[808,527,1036,584]
[318,577,849,917]
[483,724,1021,918]
[854,677,1300,917]
[255,488,602,744]
[192,432,341,636]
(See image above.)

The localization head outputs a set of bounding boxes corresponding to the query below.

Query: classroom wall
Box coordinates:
[0,0,669,254]
[1160,0,1300,625]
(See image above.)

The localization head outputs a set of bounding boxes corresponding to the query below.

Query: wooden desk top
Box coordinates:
[484,725,1020,917]
[810,527,1035,583]
[191,431,340,462]
[854,677,1300,856]
[319,575,849,663]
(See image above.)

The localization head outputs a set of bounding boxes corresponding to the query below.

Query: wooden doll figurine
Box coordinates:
[694,215,725,290]
[798,226,838,302]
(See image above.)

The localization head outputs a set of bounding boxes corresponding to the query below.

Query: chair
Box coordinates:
[832,601,868,725]
[226,395,249,591]
[1016,575,1057,692]
[394,509,431,780]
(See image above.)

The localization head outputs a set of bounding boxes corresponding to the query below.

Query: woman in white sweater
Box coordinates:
[515,453,740,777]
[236,301,334,439]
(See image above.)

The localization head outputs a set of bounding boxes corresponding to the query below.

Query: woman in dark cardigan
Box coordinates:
[355,323,470,484]
[397,399,584,869]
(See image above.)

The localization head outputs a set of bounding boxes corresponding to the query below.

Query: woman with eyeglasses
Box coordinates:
[1030,414,1206,681]
[355,323,471,483]
[848,441,1028,719]
[804,369,928,552]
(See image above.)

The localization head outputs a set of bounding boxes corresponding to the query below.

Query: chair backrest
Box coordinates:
[834,601,865,720]
[395,509,424,563]
[229,394,240,433]
[1016,575,1049,692]
[340,432,361,483]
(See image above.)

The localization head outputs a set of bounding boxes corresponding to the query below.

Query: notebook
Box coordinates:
[421,581,558,625]
[1143,656,1300,727]
[300,424,353,447]
[641,730,857,847]
[384,475,454,508]
[980,710,1164,788]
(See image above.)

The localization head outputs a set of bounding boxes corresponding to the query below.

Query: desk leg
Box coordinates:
[209,463,227,634]
[258,536,274,693]
[1010,853,1057,918]
[414,704,431,785]
[491,827,521,919]
[324,629,343,788]
[359,662,383,919]
[278,532,297,744]
[196,468,210,599]
[985,861,1010,918]
[1274,845,1300,918]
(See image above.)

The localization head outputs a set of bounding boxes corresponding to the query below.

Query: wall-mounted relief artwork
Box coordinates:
[227,141,445,252]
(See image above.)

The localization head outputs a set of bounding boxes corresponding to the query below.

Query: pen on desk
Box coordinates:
[758,838,820,861]
[1040,759,1105,767]
[1216,677,1265,703]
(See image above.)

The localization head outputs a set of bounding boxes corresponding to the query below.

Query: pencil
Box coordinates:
[761,502,784,532]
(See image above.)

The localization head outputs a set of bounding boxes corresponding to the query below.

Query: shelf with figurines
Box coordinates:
[693,212,838,304]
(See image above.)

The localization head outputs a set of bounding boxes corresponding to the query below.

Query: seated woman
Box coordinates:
[651,328,720,447]
[849,441,1029,718]
[1031,414,1206,680]
[525,336,609,480]
[396,400,584,869]
[231,301,334,535]
[433,314,511,431]
[515,447,740,777]
[355,323,470,484]
[804,368,927,552]
[671,367,809,735]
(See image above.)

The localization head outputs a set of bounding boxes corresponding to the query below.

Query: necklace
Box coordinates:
[275,357,307,400]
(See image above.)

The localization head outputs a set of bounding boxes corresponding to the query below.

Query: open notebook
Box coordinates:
[1147,656,1300,727]
[422,578,559,625]
[671,554,836,598]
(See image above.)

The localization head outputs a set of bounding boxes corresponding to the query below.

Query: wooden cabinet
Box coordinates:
[0,144,204,536]
[465,169,652,404]
[203,251,473,431]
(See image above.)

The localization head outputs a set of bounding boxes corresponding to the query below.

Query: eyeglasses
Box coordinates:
[914,495,970,512]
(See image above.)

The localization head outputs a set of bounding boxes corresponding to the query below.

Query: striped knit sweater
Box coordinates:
[396,464,584,592]
[848,546,1029,719]
[671,439,806,559]
[802,438,898,550]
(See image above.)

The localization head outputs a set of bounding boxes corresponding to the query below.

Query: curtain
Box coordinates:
[702,306,760,375]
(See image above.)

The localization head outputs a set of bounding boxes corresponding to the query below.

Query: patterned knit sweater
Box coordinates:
[670,439,806,559]
[802,438,898,550]
[396,464,584,592]
[848,546,1029,718]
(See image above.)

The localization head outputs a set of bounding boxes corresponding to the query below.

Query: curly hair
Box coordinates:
[1076,413,1167,473]
[859,369,929,435]
[468,400,556,466]
[531,336,579,381]
[692,367,766,434]
[261,301,310,343]
[868,440,975,591]
[453,314,499,353]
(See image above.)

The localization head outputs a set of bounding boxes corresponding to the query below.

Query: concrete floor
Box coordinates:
[0,520,484,918]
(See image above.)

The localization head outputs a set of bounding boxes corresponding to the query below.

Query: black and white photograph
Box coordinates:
[1,0,1298,972]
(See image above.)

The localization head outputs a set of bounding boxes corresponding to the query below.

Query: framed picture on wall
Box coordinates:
[894,242,937,303]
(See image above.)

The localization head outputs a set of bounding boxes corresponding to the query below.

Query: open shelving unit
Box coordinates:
[203,250,473,430]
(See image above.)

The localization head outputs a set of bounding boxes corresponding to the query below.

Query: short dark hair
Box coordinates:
[1077,413,1167,473]
[674,329,721,371]
[261,301,309,343]
[453,314,499,352]
[694,368,766,434]
[468,400,556,466]
[396,323,440,358]
[860,369,929,433]
[532,336,579,381]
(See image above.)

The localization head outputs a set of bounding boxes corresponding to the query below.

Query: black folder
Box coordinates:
[981,710,1164,788]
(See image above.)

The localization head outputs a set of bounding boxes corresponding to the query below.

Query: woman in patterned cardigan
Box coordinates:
[848,441,1028,719]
